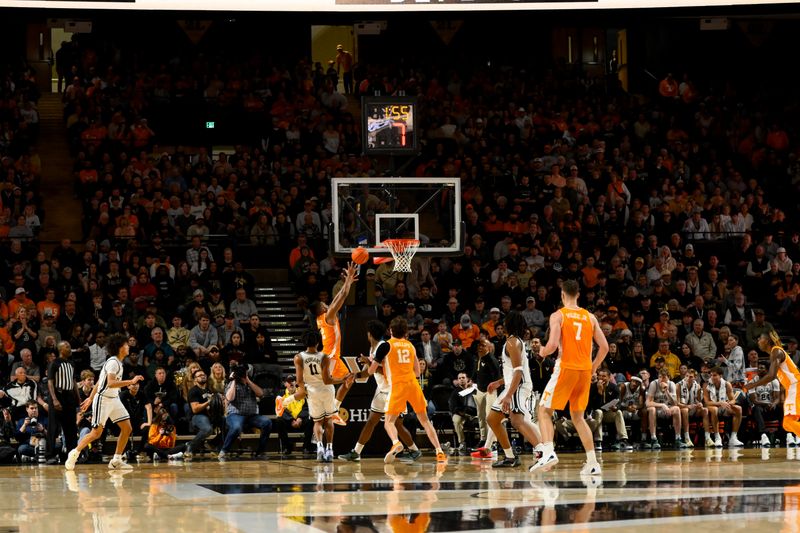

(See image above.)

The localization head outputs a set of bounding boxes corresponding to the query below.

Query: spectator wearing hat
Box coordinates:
[8,288,34,320]
[452,314,480,350]
[334,44,353,94]
[773,246,794,274]
[521,296,545,329]
[481,308,502,339]
[217,313,245,347]
[603,306,629,333]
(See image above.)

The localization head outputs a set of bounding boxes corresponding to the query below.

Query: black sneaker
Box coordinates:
[492,456,521,468]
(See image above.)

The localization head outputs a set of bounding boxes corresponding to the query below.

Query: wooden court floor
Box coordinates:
[1,448,799,532]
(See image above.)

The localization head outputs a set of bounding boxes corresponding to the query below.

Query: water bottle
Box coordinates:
[491,444,498,461]
[153,454,160,465]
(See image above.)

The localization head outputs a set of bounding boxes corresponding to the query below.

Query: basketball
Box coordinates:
[351,246,369,265]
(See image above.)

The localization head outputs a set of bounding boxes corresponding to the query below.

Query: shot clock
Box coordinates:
[362,96,418,155]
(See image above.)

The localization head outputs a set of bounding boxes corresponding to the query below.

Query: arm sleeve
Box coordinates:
[373,342,390,364]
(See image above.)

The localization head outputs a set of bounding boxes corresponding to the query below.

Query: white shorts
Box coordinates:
[370,389,390,414]
[307,384,336,421]
[491,385,533,417]
[92,395,130,428]
[370,388,406,416]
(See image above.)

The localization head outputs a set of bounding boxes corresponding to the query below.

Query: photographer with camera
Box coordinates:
[185,367,225,460]
[219,362,272,461]
[15,401,47,461]
[144,410,187,461]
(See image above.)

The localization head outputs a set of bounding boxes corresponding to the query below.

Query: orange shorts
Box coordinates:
[330,357,350,380]
[540,366,592,412]
[386,379,427,416]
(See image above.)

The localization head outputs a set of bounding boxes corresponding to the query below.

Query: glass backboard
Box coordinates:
[330,177,463,256]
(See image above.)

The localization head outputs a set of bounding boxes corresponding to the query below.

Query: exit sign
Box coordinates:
[206,121,215,129]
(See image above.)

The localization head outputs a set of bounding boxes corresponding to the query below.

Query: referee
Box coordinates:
[46,341,80,465]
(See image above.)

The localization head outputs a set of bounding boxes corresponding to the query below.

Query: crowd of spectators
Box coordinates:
[2,26,800,463]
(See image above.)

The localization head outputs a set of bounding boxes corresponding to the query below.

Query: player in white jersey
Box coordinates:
[486,311,542,468]
[339,321,420,462]
[676,369,709,448]
[294,330,354,462]
[65,333,144,471]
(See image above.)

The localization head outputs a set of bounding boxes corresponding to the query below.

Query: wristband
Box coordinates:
[513,366,523,373]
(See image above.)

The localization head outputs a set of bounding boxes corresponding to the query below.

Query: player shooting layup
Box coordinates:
[277,262,359,425]
[529,280,608,476]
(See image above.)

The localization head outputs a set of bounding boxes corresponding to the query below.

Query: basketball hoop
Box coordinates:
[382,239,420,272]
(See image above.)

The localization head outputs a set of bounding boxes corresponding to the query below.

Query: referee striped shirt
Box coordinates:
[48,358,76,393]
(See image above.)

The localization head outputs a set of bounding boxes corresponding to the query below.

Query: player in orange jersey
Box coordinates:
[369,317,447,463]
[744,330,800,447]
[276,262,359,426]
[530,279,609,476]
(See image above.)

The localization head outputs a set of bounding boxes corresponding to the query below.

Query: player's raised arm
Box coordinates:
[540,312,563,358]
[590,314,609,374]
[326,262,358,324]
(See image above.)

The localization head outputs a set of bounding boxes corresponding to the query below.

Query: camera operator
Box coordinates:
[219,363,272,461]
[15,401,47,461]
[186,368,224,460]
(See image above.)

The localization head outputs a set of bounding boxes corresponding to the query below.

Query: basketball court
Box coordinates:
[2,450,799,532]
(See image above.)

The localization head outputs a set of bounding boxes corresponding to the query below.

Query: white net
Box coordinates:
[383,239,420,273]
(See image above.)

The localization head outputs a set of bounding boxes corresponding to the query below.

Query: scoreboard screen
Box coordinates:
[362,97,418,155]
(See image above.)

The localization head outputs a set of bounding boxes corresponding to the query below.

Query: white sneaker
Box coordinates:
[218,451,227,462]
[580,472,603,488]
[788,434,797,448]
[760,433,771,448]
[580,460,602,476]
[529,451,559,473]
[714,434,723,448]
[168,452,184,461]
[705,435,715,448]
[108,457,133,470]
[684,434,694,447]
[728,435,744,448]
[64,449,80,471]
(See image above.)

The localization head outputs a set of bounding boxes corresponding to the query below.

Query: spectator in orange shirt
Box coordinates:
[604,306,629,332]
[36,289,61,321]
[288,234,315,269]
[581,256,601,288]
[452,314,480,350]
[659,73,678,99]
[8,288,34,319]
[481,307,502,338]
